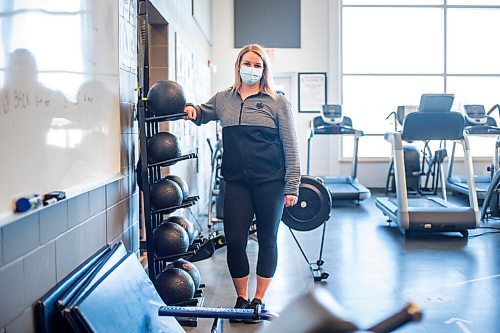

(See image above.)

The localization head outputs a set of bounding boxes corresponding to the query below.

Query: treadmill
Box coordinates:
[447,104,500,200]
[306,104,371,201]
[376,94,479,237]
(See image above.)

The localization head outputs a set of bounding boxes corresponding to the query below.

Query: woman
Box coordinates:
[184,44,300,323]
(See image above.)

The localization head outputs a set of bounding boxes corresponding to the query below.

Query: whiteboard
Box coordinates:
[0,1,120,217]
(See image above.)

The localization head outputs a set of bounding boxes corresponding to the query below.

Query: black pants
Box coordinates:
[223,180,285,278]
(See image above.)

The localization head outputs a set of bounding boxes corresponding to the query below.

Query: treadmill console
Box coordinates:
[464,104,487,125]
[419,94,455,112]
[396,105,418,125]
[321,104,343,125]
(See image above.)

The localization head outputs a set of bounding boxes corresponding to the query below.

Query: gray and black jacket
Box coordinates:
[190,88,301,196]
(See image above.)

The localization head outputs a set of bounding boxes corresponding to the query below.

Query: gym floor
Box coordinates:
[185,191,500,333]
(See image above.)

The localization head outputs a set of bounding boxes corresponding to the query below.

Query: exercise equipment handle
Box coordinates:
[385,111,398,131]
[487,104,500,116]
[158,305,279,321]
[206,138,214,156]
[367,302,422,333]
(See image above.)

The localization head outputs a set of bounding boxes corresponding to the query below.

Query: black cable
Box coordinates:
[478,226,500,230]
[187,206,203,231]
[482,215,500,221]
[468,231,500,238]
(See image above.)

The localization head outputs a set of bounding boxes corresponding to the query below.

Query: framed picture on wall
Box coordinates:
[298,72,327,113]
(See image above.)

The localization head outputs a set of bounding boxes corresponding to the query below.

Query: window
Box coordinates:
[343,7,444,75]
[341,2,500,158]
[447,9,500,74]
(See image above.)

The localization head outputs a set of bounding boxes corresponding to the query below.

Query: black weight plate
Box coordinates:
[287,186,321,221]
[282,176,332,231]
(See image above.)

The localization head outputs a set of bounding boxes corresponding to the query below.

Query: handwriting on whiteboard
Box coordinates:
[0,88,100,116]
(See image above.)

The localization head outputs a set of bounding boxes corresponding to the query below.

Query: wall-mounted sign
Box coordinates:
[298,72,327,113]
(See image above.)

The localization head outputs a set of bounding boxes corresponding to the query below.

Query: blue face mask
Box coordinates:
[240,66,263,85]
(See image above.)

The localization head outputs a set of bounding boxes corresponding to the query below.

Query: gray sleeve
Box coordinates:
[189,92,219,125]
[277,97,301,196]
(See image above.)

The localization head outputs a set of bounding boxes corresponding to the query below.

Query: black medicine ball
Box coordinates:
[155,267,195,305]
[147,80,186,116]
[135,156,150,191]
[135,157,143,191]
[152,222,190,258]
[147,132,181,164]
[150,179,183,211]
[166,216,195,244]
[165,175,189,200]
[167,259,201,290]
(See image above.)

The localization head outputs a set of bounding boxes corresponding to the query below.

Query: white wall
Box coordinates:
[211,0,484,189]
[149,0,215,217]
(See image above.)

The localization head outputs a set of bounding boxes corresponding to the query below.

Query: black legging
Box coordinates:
[223,180,285,278]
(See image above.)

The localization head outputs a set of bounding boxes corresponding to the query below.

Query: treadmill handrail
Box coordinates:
[464,125,500,136]
[384,131,404,149]
[447,122,500,194]
[384,132,480,229]
[462,134,480,222]
[310,115,364,137]
[384,132,410,228]
[446,141,457,183]
[447,138,472,182]
[307,119,364,180]
[310,125,364,137]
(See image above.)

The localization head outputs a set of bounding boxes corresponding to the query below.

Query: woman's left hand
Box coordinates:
[284,195,298,207]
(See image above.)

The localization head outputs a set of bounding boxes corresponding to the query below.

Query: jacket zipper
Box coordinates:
[238,101,244,125]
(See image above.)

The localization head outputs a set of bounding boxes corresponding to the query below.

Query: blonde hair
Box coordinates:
[232,44,277,98]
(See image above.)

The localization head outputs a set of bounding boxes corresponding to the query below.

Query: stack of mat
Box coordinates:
[35,242,184,333]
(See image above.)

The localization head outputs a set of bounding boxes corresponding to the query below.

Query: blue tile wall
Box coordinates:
[106,198,130,244]
[79,212,107,260]
[23,242,56,306]
[0,260,25,327]
[2,214,39,265]
[89,185,107,217]
[0,229,3,267]
[67,193,90,228]
[54,223,82,282]
[39,201,68,244]
[4,308,33,333]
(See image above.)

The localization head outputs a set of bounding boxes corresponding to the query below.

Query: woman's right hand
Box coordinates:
[184,105,197,120]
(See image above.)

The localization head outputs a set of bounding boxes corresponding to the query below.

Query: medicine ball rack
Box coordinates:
[136,0,204,327]
[137,77,201,279]
[137,100,205,326]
